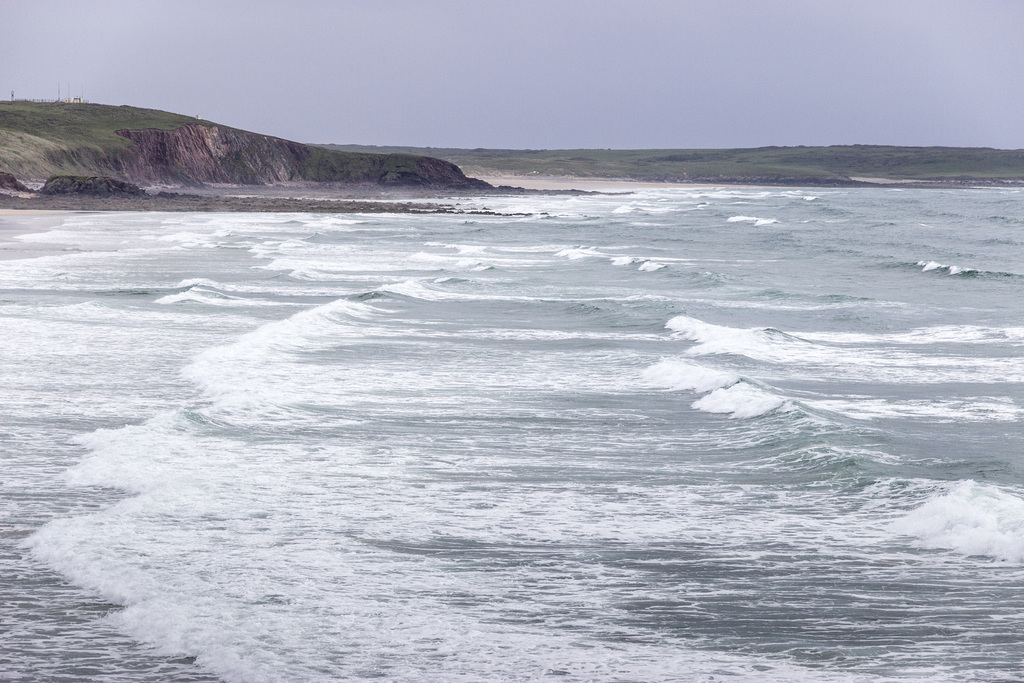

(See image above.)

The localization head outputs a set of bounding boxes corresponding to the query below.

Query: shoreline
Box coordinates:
[0,210,76,261]
[0,193,527,215]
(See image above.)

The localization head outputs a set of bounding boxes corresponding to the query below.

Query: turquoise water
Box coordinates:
[3,187,1024,681]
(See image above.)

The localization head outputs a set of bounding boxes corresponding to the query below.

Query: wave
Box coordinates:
[555,246,606,260]
[155,280,287,307]
[638,261,667,272]
[727,216,778,226]
[664,314,1024,384]
[892,481,1024,563]
[185,298,380,401]
[805,396,1024,423]
[917,260,976,276]
[643,359,789,419]
[665,314,797,357]
[906,260,1022,279]
[642,359,735,393]
[691,383,789,419]
[801,325,1024,347]
[377,279,465,301]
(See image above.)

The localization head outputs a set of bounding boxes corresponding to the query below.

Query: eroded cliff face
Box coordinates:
[115,125,489,188]
[116,125,306,184]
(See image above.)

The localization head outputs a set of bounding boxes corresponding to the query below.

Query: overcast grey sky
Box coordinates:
[3,0,1023,149]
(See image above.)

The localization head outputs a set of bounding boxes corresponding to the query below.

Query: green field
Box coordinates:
[322,144,1024,184]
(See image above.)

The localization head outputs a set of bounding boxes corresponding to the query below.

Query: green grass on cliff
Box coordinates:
[0,101,211,178]
[298,147,427,183]
[323,144,1024,183]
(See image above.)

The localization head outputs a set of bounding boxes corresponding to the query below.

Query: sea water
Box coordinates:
[2,187,1023,681]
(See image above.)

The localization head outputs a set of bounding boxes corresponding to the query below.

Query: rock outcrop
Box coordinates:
[41,175,146,197]
[0,171,29,192]
[115,125,490,188]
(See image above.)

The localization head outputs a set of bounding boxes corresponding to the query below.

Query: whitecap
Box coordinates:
[665,314,771,357]
[727,216,778,226]
[555,247,604,260]
[691,383,788,419]
[917,260,975,275]
[641,359,736,393]
[892,481,1024,563]
[638,261,666,272]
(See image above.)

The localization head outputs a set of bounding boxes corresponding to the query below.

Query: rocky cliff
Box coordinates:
[115,124,489,188]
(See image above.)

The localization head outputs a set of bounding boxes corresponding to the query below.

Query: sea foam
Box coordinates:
[892,481,1024,563]
[728,216,778,226]
[643,359,787,419]
[691,383,788,419]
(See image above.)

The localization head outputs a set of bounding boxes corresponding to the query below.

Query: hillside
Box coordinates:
[321,144,1024,185]
[0,102,488,189]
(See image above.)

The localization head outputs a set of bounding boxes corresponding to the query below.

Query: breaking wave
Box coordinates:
[892,481,1024,563]
[728,216,778,226]
[643,359,790,419]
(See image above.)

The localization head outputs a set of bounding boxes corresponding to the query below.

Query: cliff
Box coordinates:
[0,102,490,189]
[114,124,487,188]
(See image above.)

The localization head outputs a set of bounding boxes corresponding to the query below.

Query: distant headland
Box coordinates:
[325,144,1024,188]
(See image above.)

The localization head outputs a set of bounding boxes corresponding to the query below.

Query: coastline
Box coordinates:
[479,175,721,191]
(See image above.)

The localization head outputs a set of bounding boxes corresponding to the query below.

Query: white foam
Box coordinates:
[665,314,769,356]
[691,383,788,419]
[806,397,1023,422]
[377,279,461,301]
[185,298,380,402]
[638,261,666,271]
[154,288,278,307]
[555,246,604,260]
[665,315,1024,384]
[642,359,737,393]
[175,277,222,289]
[727,216,778,226]
[917,260,975,275]
[892,481,1024,563]
[611,256,638,266]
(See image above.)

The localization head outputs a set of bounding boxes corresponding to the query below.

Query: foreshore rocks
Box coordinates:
[0,171,29,192]
[41,175,146,197]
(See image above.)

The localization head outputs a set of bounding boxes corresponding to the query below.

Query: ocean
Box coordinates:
[2,186,1023,681]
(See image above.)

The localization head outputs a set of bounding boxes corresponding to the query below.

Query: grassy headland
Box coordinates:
[0,102,486,188]
[321,144,1024,186]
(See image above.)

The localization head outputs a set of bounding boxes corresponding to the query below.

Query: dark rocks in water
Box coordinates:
[0,171,29,192]
[41,175,146,197]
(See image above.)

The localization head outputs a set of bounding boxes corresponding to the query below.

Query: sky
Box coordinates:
[2,0,1023,149]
